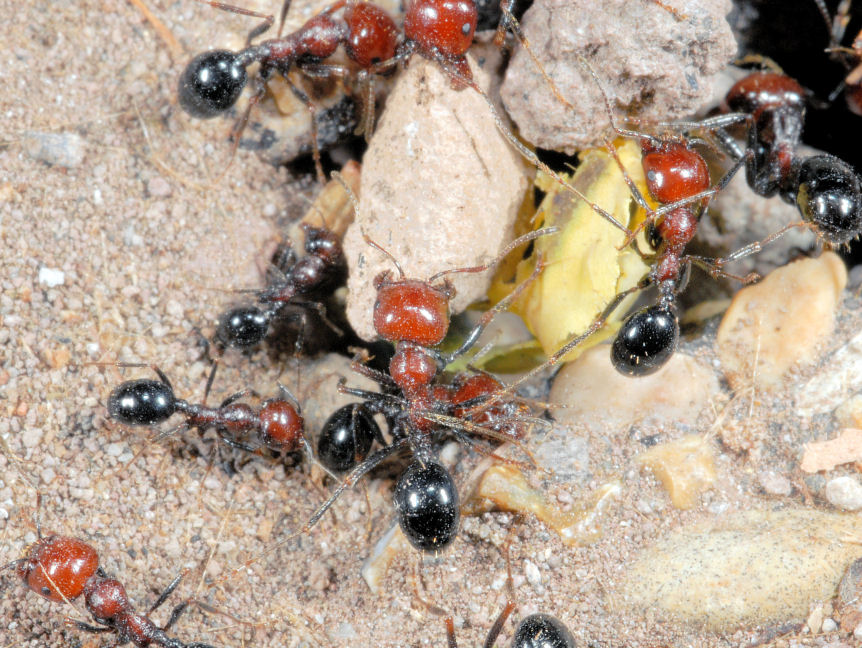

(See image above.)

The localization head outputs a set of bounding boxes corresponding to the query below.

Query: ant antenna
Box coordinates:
[427,227,558,283]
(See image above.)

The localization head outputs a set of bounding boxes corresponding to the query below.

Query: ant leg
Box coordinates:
[276,0,292,38]
[601,138,659,251]
[349,360,397,388]
[194,0,274,46]
[337,383,403,408]
[483,600,517,648]
[444,249,547,363]
[493,0,573,110]
[148,570,187,615]
[220,388,260,408]
[445,617,458,648]
[109,363,174,391]
[202,359,219,407]
[70,620,112,633]
[440,57,632,235]
[286,79,326,184]
[217,429,259,453]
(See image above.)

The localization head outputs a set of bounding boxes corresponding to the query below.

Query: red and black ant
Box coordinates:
[178,0,400,180]
[4,505,215,648]
[107,363,307,458]
[281,219,554,553]
[815,0,862,115]
[214,223,348,353]
[445,609,575,648]
[714,67,862,245]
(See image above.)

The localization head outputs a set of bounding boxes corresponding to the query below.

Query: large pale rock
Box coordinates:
[618,509,862,630]
[716,253,847,391]
[500,0,736,152]
[344,52,531,341]
[550,345,720,432]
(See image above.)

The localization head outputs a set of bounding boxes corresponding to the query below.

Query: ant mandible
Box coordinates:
[107,363,307,458]
[214,223,347,352]
[4,502,215,648]
[178,0,399,181]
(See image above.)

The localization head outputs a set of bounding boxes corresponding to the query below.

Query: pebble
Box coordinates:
[796,330,862,419]
[825,476,862,511]
[822,618,838,632]
[550,345,719,432]
[147,176,172,198]
[618,508,862,630]
[524,559,542,589]
[105,442,123,457]
[37,267,65,287]
[636,435,717,510]
[855,624,862,640]
[716,252,847,391]
[501,0,735,152]
[22,130,85,167]
[757,470,793,496]
[343,50,530,340]
[20,427,43,449]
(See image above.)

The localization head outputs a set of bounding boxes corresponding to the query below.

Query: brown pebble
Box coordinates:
[636,435,717,510]
[716,252,847,391]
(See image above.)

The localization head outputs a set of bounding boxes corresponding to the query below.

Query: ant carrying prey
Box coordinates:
[276,217,554,553]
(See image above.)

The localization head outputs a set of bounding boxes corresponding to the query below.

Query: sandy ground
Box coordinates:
[2,1,862,648]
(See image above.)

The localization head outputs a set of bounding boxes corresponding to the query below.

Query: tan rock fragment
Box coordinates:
[550,345,719,432]
[636,435,717,509]
[716,252,847,391]
[343,51,530,340]
[800,428,862,473]
[618,509,862,630]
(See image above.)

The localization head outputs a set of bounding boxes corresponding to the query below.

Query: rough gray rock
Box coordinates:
[500,0,737,152]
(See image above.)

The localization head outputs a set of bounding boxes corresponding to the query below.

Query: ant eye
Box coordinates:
[178,50,247,118]
[41,587,52,597]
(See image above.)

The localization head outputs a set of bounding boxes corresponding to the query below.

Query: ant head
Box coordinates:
[372,277,452,346]
[724,72,805,121]
[217,305,270,348]
[404,0,477,58]
[393,461,460,552]
[343,2,399,68]
[317,403,379,473]
[19,536,99,603]
[178,50,248,118]
[641,142,710,205]
[107,378,176,426]
[796,155,862,245]
[611,303,679,376]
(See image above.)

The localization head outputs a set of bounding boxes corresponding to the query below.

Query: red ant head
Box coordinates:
[85,578,129,620]
[641,142,710,205]
[19,536,99,602]
[343,2,399,69]
[390,345,439,394]
[725,72,805,121]
[372,274,454,346]
[259,399,304,452]
[404,0,477,58]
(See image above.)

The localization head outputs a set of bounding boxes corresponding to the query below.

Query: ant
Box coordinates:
[445,611,575,648]
[107,363,308,458]
[178,0,399,181]
[715,67,862,245]
[4,501,215,648]
[214,223,348,353]
[275,217,554,553]
[815,0,862,115]
[179,0,636,235]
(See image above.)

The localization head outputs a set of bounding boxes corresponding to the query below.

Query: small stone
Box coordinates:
[822,618,838,632]
[636,435,717,510]
[757,470,793,496]
[618,508,862,630]
[22,131,85,167]
[105,443,123,457]
[524,559,542,589]
[825,476,862,511]
[807,605,824,633]
[147,176,172,198]
[836,395,862,429]
[21,427,43,449]
[716,252,847,391]
[501,0,735,152]
[855,623,862,640]
[38,267,65,287]
[550,345,719,432]
[343,50,530,340]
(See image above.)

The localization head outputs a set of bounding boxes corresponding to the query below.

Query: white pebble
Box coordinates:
[821,618,838,632]
[524,559,542,589]
[825,476,862,511]
[105,443,124,457]
[38,267,65,287]
[23,131,85,167]
[855,622,862,640]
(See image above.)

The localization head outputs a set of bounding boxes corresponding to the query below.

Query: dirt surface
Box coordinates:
[2,2,862,648]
